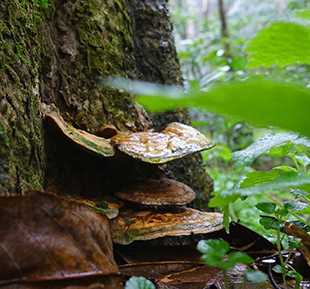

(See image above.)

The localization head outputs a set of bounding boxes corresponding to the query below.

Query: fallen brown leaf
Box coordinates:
[0,190,119,286]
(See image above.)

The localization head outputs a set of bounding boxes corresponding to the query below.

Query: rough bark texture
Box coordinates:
[0,0,213,209]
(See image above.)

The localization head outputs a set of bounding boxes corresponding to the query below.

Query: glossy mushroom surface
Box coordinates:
[45,111,115,157]
[115,178,196,206]
[111,122,215,164]
[111,208,225,245]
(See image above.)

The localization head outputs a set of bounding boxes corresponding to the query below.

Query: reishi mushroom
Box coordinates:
[114,178,196,206]
[45,111,225,250]
[45,111,115,157]
[110,122,215,164]
[111,208,225,245]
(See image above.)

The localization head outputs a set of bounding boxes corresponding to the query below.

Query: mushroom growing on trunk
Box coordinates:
[45,111,224,263]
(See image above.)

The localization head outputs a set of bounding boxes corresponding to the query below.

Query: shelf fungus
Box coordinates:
[115,178,196,206]
[111,122,215,164]
[111,208,225,245]
[45,111,115,157]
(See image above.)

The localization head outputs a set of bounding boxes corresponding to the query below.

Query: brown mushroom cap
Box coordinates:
[111,122,215,164]
[111,208,225,245]
[115,178,196,206]
[45,111,115,157]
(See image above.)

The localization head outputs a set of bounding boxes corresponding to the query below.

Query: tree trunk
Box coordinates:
[218,0,232,63]
[0,0,213,209]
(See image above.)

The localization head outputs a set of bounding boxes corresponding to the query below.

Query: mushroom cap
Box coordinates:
[115,178,196,206]
[45,111,115,157]
[111,208,225,245]
[111,122,215,164]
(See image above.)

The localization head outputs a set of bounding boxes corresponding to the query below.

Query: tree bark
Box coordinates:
[0,0,213,209]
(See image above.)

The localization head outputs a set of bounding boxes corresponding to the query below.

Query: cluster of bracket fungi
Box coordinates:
[45,111,225,253]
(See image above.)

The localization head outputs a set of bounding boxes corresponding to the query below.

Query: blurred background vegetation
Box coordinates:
[166,0,310,237]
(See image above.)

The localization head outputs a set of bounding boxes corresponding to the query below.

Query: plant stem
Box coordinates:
[222,268,229,289]
[237,280,245,289]
[230,204,238,222]
[292,156,301,173]
[276,229,287,287]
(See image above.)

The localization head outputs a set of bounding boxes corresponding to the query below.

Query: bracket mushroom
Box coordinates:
[111,208,225,245]
[111,122,215,164]
[115,178,196,206]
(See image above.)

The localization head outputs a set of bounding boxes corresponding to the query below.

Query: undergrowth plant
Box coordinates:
[111,8,310,288]
[197,239,267,289]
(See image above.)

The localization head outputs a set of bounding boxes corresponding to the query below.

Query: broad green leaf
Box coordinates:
[255,202,277,214]
[125,276,155,289]
[209,172,310,207]
[197,239,230,256]
[273,165,298,172]
[240,171,279,188]
[259,217,285,230]
[110,78,310,139]
[225,252,253,269]
[209,191,240,207]
[197,240,231,268]
[243,269,268,283]
[232,133,299,169]
[284,200,308,211]
[246,22,310,69]
[286,270,300,278]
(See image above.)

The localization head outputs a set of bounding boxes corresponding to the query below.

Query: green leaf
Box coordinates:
[224,252,253,269]
[272,265,285,274]
[240,171,279,188]
[246,22,310,69]
[197,239,230,256]
[294,272,303,288]
[284,200,308,211]
[294,152,310,167]
[125,276,155,289]
[243,269,268,283]
[290,189,310,198]
[209,172,310,207]
[259,217,285,230]
[255,202,277,214]
[286,270,299,278]
[273,165,298,172]
[232,133,299,169]
[275,208,289,217]
[223,205,230,233]
[267,144,293,158]
[209,191,240,207]
[295,10,310,20]
[286,235,302,249]
[111,78,310,139]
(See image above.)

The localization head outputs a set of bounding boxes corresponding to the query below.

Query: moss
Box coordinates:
[0,0,50,193]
